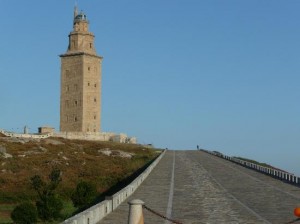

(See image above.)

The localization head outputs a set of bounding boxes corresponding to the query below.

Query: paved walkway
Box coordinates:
[99,150,300,224]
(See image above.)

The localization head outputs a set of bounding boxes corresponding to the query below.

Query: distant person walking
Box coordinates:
[197,145,199,150]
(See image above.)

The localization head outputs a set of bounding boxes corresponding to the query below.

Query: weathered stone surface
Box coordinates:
[98,150,300,224]
[0,152,12,159]
[0,137,41,143]
[60,7,102,133]
[99,151,173,224]
[0,145,6,153]
[43,138,64,145]
[98,149,134,158]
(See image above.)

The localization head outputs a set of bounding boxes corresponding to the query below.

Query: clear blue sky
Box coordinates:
[0,0,299,175]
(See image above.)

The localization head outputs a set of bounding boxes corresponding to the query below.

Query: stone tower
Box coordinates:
[60,7,102,132]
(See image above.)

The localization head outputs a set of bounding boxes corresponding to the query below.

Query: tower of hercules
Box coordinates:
[60,6,102,132]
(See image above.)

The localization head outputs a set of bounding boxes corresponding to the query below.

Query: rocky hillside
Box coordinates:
[0,137,159,222]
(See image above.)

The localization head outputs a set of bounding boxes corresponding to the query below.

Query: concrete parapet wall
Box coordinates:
[110,151,163,210]
[0,129,52,139]
[0,129,137,144]
[54,132,114,141]
[63,200,113,224]
[201,149,300,186]
[54,132,137,144]
[62,150,166,224]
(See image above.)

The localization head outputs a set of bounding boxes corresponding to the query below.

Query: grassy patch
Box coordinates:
[0,137,160,221]
[232,156,288,171]
[0,204,15,224]
[0,201,76,224]
[233,157,272,167]
[60,200,76,220]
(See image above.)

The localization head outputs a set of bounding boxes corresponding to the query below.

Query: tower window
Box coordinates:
[94,115,96,120]
[74,116,77,122]
[94,98,97,102]
[88,67,90,71]
[90,43,92,49]
[74,100,78,106]
[66,70,70,78]
[88,82,90,86]
[94,84,97,87]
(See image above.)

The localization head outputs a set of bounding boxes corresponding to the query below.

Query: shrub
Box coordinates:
[11,202,38,224]
[31,168,63,221]
[36,195,63,221]
[71,181,97,208]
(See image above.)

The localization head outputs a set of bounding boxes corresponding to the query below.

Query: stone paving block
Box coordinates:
[98,150,300,224]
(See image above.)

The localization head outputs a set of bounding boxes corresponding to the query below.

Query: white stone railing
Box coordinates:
[62,150,166,224]
[201,149,300,186]
[0,129,53,139]
[54,132,137,144]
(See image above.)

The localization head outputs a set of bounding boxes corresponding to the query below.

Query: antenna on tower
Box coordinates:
[74,0,78,18]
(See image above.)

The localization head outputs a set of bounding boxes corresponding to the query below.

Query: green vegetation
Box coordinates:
[233,156,273,168]
[11,202,38,224]
[31,169,63,221]
[71,181,97,209]
[0,137,159,223]
[0,204,14,223]
[60,200,75,220]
